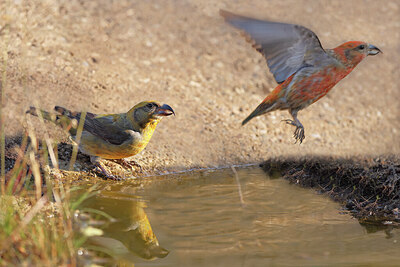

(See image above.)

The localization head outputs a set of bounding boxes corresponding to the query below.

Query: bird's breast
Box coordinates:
[78,129,154,159]
[286,66,350,108]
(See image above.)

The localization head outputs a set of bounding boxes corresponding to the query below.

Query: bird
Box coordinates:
[26,101,175,178]
[220,10,381,143]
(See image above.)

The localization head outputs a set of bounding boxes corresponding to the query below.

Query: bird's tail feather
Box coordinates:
[26,106,77,131]
[242,84,283,125]
[242,98,278,125]
[54,106,74,117]
[26,106,57,121]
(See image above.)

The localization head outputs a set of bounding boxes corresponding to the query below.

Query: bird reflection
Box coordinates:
[79,187,169,263]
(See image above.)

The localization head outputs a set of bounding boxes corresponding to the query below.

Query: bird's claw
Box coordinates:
[282,119,297,126]
[283,119,305,144]
[106,174,125,181]
[293,126,305,144]
[113,159,143,173]
[95,164,124,181]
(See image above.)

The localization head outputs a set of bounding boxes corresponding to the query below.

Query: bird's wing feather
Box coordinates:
[72,113,135,145]
[220,10,328,84]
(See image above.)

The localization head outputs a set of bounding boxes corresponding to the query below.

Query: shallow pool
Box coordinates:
[79,166,400,266]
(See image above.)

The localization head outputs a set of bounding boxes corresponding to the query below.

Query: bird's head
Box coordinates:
[333,41,381,68]
[128,101,175,130]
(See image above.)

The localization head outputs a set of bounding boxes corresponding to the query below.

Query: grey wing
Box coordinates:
[82,115,136,145]
[220,10,327,84]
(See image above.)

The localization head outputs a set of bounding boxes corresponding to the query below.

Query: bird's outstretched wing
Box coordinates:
[220,10,327,84]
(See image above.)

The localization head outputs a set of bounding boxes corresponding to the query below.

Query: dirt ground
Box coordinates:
[1,0,400,177]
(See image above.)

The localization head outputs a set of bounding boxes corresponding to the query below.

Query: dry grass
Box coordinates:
[0,115,92,265]
[0,118,106,265]
[0,38,91,264]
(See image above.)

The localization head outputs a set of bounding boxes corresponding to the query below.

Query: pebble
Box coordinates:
[55,57,64,66]
[142,60,151,66]
[145,40,153,47]
[189,81,201,87]
[311,133,322,139]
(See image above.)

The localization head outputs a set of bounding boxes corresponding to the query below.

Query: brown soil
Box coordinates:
[1,1,400,206]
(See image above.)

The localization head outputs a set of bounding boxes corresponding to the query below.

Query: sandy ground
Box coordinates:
[1,0,400,177]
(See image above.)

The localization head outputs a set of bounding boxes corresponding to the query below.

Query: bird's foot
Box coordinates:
[293,126,305,144]
[113,159,143,173]
[94,163,124,181]
[282,119,297,127]
[282,119,305,144]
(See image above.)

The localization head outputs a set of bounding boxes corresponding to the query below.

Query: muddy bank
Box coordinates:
[261,156,400,225]
[3,133,147,182]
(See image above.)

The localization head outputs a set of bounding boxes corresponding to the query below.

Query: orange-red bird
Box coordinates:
[220,10,381,143]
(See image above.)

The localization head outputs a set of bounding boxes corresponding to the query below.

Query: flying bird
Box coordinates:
[220,10,381,143]
[27,101,175,178]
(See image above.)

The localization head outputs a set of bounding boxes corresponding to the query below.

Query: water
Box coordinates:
[78,167,400,266]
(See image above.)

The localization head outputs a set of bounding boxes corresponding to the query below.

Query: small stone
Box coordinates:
[145,40,153,47]
[55,57,64,66]
[189,81,201,87]
[234,87,245,94]
[311,133,321,139]
[215,61,224,68]
[126,9,134,16]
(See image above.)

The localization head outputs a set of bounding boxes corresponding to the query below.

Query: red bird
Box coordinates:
[220,10,381,143]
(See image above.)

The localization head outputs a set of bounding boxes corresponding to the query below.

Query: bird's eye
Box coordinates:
[146,103,154,108]
[358,45,365,50]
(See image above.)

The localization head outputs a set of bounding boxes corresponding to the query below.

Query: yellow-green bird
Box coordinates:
[27,101,175,178]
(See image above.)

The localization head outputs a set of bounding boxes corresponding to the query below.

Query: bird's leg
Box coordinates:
[112,158,143,173]
[282,109,305,144]
[90,156,122,180]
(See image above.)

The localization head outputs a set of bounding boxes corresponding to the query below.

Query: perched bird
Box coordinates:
[27,101,175,178]
[220,10,381,143]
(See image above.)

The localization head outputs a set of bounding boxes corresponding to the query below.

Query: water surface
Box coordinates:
[81,167,400,266]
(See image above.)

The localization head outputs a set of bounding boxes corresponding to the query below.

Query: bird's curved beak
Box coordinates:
[154,104,175,117]
[368,44,382,56]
